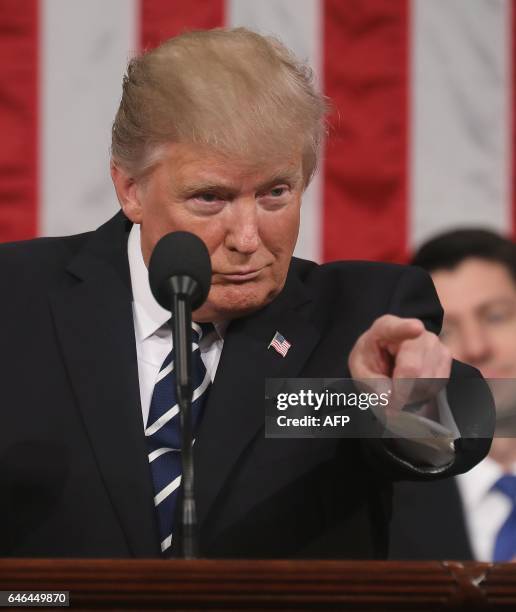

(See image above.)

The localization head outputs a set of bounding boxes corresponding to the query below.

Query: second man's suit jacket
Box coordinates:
[389,478,474,560]
[0,212,493,559]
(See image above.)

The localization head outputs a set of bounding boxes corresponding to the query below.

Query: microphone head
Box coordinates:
[148,231,212,311]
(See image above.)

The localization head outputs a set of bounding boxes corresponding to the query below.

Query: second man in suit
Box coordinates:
[390,229,516,561]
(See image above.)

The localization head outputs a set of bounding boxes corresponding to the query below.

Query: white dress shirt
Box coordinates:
[456,457,516,561]
[127,223,225,427]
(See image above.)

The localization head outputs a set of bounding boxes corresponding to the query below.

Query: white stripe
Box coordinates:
[156,343,199,386]
[145,405,180,437]
[191,369,212,402]
[156,361,174,384]
[149,439,196,463]
[145,370,211,436]
[148,447,177,463]
[192,322,202,337]
[40,0,138,236]
[161,533,173,552]
[411,0,511,247]
[161,534,173,552]
[155,474,181,506]
[227,0,323,262]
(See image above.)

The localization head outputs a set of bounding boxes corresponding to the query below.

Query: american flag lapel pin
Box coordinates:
[268,331,291,358]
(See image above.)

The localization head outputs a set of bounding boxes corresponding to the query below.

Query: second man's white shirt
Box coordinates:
[456,457,516,561]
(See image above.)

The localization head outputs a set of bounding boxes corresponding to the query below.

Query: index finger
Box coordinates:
[370,315,425,346]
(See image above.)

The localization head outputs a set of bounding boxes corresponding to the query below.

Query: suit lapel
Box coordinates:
[49,214,160,557]
[194,272,321,526]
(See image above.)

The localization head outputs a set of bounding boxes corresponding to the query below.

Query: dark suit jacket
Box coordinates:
[389,478,474,560]
[0,212,493,559]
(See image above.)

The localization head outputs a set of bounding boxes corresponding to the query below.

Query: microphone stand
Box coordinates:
[168,276,199,559]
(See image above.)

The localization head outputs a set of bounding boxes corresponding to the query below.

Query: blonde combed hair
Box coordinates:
[111,28,328,184]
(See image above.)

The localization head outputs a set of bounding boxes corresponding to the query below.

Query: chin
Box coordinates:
[197,283,279,321]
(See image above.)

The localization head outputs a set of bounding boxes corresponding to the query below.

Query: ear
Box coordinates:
[110,162,143,223]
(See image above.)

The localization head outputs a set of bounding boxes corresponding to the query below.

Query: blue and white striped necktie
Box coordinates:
[145,322,213,555]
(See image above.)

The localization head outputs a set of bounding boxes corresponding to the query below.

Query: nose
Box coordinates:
[224,200,260,255]
[456,322,492,367]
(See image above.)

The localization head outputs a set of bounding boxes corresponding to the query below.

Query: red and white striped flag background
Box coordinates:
[1,0,514,263]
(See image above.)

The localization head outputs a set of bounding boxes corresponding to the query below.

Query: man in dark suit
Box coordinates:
[0,28,492,559]
[390,230,516,561]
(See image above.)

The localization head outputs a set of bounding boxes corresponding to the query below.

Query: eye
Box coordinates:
[187,190,226,215]
[270,186,287,197]
[440,321,456,342]
[440,328,451,342]
[196,192,219,203]
[485,310,511,324]
[258,184,292,210]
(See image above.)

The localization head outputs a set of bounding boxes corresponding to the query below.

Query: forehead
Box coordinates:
[158,142,304,188]
[431,258,516,315]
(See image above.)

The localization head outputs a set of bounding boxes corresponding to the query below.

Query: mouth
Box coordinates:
[216,268,264,282]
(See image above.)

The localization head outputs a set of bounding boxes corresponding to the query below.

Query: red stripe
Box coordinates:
[507,2,516,240]
[323,0,409,262]
[0,0,38,242]
[140,0,225,51]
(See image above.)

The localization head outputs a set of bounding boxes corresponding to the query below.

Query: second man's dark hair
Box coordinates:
[412,229,516,282]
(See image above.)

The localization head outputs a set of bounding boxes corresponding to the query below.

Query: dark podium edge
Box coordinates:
[1,559,516,610]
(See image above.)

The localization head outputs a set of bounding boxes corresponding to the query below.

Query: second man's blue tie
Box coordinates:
[493,474,516,562]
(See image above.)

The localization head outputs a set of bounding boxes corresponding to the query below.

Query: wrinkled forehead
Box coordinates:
[157,141,306,190]
[189,126,313,184]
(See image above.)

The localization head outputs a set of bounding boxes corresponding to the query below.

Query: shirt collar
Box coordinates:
[127,223,227,342]
[456,455,516,509]
[128,223,170,342]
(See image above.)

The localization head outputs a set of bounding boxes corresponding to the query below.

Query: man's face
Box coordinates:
[120,142,304,322]
[432,258,516,412]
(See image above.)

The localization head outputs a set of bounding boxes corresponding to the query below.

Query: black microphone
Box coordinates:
[148,231,211,559]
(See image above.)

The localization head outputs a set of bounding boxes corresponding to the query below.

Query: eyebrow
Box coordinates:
[179,183,230,198]
[444,298,516,324]
[177,171,303,199]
